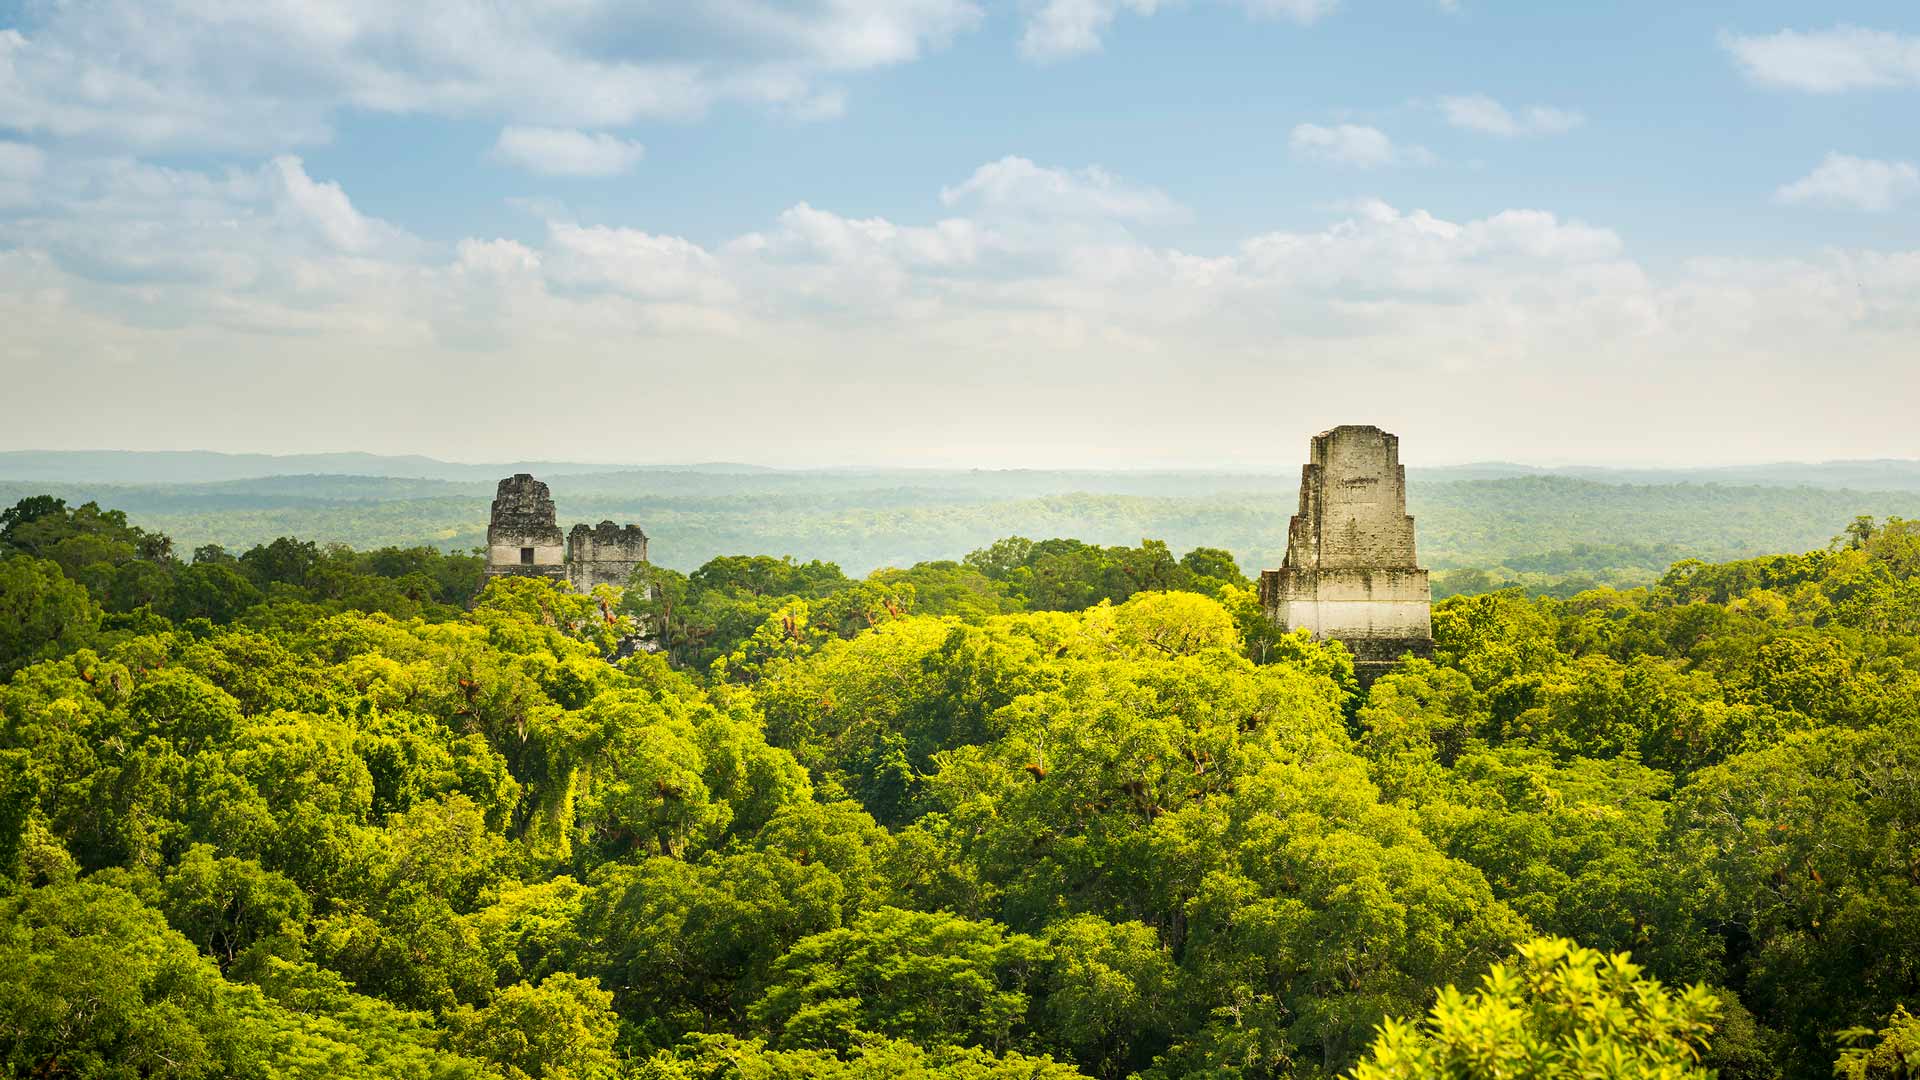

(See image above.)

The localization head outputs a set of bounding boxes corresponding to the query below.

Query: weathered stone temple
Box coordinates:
[1259,425,1433,683]
[484,474,649,593]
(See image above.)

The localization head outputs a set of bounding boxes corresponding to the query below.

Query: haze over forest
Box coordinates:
[6,449,1920,596]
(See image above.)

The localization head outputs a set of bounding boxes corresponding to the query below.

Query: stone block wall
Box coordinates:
[568,521,650,593]
[1283,425,1419,570]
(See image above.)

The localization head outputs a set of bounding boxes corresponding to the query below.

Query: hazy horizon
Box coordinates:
[6,445,1920,477]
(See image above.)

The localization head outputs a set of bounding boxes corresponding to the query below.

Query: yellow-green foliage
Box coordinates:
[4,502,1920,1080]
[1351,938,1720,1080]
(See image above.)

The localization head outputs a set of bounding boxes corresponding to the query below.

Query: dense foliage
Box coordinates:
[2,495,1917,1080]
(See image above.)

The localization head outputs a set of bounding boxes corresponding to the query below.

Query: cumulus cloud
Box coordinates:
[1020,0,1337,62]
[1288,123,1430,168]
[1439,94,1584,137]
[544,222,735,305]
[0,140,46,207]
[751,203,983,268]
[454,238,541,277]
[490,127,646,178]
[939,156,1190,222]
[4,151,1918,465]
[0,2,983,150]
[1019,0,1161,61]
[1722,26,1920,92]
[1775,153,1920,212]
[264,156,417,255]
[0,153,421,340]
[0,149,1661,357]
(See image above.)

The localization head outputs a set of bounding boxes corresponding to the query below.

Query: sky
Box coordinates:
[0,0,1916,470]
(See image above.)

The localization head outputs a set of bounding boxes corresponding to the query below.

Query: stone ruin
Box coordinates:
[568,519,651,593]
[483,474,650,594]
[1258,425,1433,684]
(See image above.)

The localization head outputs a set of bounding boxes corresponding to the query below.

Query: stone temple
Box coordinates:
[1258,425,1433,684]
[484,474,649,593]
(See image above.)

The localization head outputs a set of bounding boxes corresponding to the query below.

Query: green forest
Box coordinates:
[2,493,1918,1080]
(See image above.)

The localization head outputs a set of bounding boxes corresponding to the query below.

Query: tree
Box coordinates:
[448,973,619,1080]
[869,561,1019,621]
[580,851,846,1046]
[1836,1006,1920,1080]
[634,1033,1094,1079]
[0,496,68,546]
[751,907,1048,1052]
[1042,914,1177,1078]
[170,561,263,623]
[1099,590,1241,658]
[0,556,101,677]
[1347,938,1721,1080]
[1179,546,1250,590]
[160,843,309,971]
[240,537,322,588]
[0,882,253,1078]
[1670,722,1920,1073]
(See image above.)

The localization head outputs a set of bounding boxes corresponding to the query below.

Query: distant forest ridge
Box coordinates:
[6,448,1920,490]
[6,456,1920,595]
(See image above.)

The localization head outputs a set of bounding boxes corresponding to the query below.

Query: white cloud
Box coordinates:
[0,153,420,339]
[1019,0,1336,62]
[1289,123,1430,168]
[1236,200,1624,297]
[0,2,983,150]
[1439,94,1584,137]
[0,141,47,179]
[752,202,983,268]
[4,151,1919,467]
[939,156,1190,222]
[1775,153,1920,212]
[1020,0,1163,61]
[1242,0,1342,23]
[545,222,735,305]
[0,150,1645,353]
[787,89,851,122]
[1722,26,1920,92]
[490,127,646,178]
[264,156,416,255]
[0,140,46,207]
[455,238,541,277]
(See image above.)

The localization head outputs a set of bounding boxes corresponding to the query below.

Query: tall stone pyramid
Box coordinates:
[1258,425,1433,684]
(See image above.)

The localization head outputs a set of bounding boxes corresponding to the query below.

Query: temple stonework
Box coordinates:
[484,474,649,594]
[568,519,651,593]
[1258,425,1433,684]
[486,474,568,584]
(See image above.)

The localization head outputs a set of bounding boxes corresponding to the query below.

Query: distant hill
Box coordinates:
[7,451,1920,590]
[1413,460,1920,491]
[5,471,1919,586]
[5,449,1920,491]
[0,450,783,485]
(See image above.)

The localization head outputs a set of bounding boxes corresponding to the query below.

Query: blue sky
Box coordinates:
[151,1,1920,256]
[0,0,1916,467]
